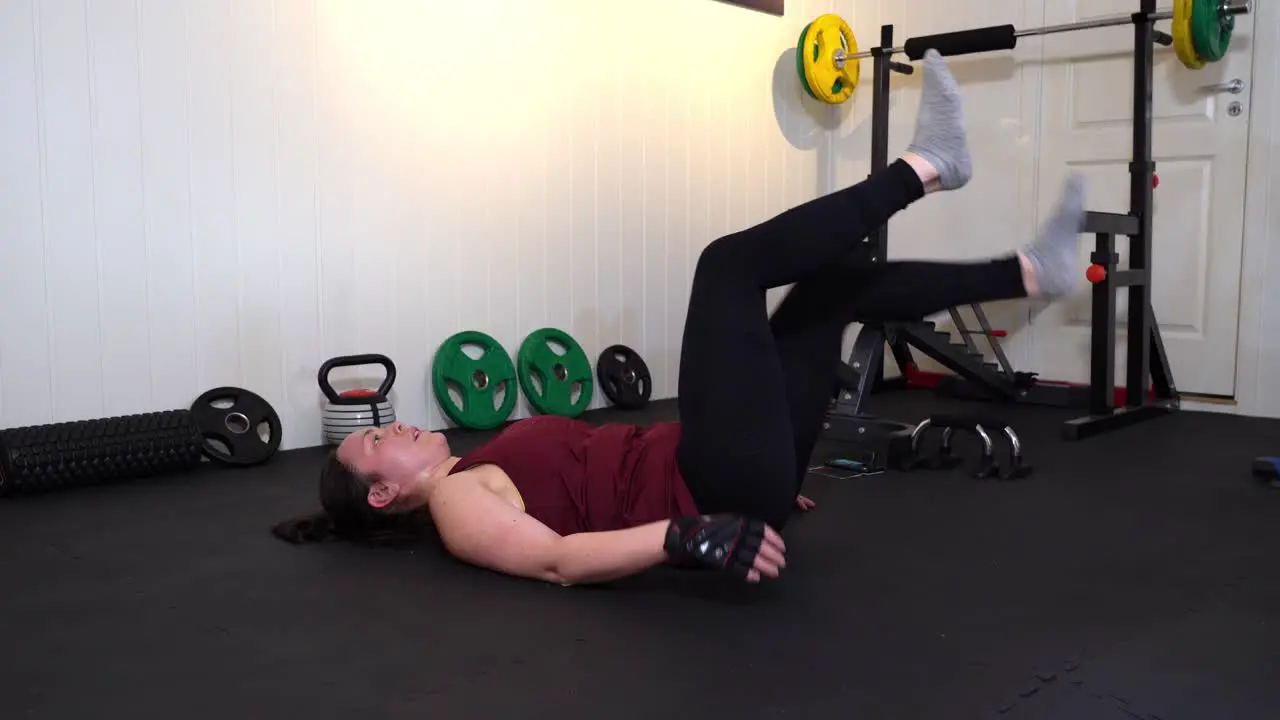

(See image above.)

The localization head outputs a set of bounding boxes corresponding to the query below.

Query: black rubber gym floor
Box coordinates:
[4,390,1280,719]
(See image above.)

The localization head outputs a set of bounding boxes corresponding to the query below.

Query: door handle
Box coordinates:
[1203,78,1245,94]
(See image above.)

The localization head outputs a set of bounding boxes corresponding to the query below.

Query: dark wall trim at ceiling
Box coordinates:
[716,0,784,17]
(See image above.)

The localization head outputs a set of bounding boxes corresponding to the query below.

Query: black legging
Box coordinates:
[675,160,1028,530]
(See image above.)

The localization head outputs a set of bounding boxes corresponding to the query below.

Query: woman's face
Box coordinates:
[335,422,452,511]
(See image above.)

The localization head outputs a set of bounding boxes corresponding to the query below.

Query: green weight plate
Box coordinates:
[431,330,517,430]
[516,328,594,418]
[1191,0,1233,63]
[796,22,819,100]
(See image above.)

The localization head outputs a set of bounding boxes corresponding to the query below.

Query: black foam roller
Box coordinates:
[0,410,205,496]
[903,24,1017,60]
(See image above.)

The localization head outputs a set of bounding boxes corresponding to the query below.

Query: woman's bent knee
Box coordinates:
[742,488,796,531]
[694,232,755,279]
[679,447,797,530]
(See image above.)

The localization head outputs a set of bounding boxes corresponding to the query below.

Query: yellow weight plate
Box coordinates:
[800,14,859,105]
[1173,0,1206,70]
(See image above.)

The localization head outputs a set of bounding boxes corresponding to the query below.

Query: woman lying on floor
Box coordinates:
[273,50,1087,586]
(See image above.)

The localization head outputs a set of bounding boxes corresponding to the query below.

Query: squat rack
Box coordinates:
[834,0,1252,442]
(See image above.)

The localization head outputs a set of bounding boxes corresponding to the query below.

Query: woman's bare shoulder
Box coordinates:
[437,462,524,512]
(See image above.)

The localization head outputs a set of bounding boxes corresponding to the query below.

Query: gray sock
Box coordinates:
[1022,174,1087,298]
[906,50,972,191]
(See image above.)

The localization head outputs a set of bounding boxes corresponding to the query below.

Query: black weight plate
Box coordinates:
[190,386,283,466]
[596,345,652,409]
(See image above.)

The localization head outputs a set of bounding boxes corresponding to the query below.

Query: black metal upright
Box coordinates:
[1060,0,1178,440]
[866,25,924,392]
[1089,229,1119,415]
[859,24,904,394]
[1128,0,1156,405]
[869,24,895,261]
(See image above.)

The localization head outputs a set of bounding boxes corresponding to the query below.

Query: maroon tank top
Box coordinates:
[448,415,699,535]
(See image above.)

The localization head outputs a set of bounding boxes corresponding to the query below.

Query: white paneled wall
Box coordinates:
[15,0,1240,446]
[0,0,858,448]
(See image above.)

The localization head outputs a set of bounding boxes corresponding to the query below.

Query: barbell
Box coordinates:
[798,0,1251,105]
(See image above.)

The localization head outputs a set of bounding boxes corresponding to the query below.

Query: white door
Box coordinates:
[1028,0,1254,397]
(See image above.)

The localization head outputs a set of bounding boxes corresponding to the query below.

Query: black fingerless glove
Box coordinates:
[663,514,766,577]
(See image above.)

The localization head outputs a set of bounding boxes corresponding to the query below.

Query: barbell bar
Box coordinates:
[797,0,1250,105]
[832,0,1249,65]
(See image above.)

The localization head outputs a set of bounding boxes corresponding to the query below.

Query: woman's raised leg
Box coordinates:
[674,51,974,531]
[683,51,972,293]
[773,174,1088,492]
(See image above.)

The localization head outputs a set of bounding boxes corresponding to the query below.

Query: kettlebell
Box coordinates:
[318,354,398,445]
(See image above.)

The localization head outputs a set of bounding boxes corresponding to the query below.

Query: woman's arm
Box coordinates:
[427,471,670,585]
[553,522,672,584]
[427,471,786,586]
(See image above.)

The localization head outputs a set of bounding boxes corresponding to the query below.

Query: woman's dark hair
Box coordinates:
[271,451,428,545]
